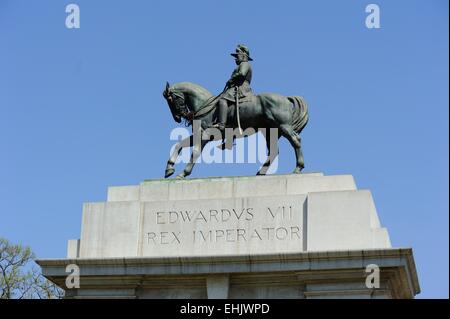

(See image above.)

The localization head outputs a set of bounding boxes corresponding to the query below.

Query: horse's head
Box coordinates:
[163,82,193,124]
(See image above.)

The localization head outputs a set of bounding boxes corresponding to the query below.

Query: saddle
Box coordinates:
[194,93,256,119]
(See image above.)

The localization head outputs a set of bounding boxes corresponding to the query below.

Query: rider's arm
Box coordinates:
[228,62,250,87]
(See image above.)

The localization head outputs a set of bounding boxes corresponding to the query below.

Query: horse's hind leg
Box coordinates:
[279,124,305,174]
[257,128,279,175]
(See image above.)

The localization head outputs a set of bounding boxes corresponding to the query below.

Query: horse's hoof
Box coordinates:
[175,173,185,179]
[256,171,266,176]
[165,168,175,178]
[292,167,303,174]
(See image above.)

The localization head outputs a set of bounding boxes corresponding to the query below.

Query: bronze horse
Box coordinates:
[163,82,308,179]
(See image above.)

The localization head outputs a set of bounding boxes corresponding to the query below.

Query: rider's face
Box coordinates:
[235,53,246,64]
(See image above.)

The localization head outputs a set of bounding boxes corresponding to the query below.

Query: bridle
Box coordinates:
[165,90,194,126]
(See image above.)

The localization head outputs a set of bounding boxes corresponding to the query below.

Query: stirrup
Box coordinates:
[209,123,226,131]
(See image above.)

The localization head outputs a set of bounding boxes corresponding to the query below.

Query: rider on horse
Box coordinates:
[210,44,254,131]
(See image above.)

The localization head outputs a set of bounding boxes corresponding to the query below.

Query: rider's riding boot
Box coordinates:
[209,99,233,150]
[210,100,227,131]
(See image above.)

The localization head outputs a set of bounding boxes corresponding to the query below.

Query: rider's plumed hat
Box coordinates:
[231,44,253,61]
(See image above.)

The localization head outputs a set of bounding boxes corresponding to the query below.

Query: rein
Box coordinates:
[170,84,229,126]
[192,85,229,119]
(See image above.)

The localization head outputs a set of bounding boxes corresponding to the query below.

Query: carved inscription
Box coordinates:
[145,205,301,245]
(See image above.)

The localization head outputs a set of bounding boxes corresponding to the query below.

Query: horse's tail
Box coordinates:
[288,96,309,134]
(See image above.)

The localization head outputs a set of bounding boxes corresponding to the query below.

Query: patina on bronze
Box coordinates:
[163,45,309,179]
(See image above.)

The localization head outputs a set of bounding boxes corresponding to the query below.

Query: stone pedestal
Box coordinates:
[37,173,420,299]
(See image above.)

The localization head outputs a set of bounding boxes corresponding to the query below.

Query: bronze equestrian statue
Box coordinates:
[163,44,309,179]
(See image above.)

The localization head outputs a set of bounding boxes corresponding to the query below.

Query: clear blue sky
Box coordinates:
[0,0,448,298]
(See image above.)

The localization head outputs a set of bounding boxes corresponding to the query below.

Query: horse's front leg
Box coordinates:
[165,135,193,178]
[176,138,208,179]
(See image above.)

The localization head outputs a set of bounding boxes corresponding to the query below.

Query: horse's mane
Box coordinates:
[172,82,213,99]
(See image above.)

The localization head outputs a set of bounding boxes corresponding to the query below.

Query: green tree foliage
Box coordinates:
[0,237,64,299]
